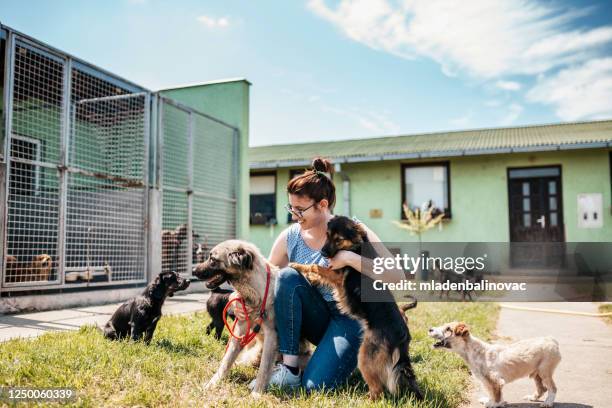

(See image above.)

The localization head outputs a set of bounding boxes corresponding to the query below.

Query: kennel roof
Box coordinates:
[249,119,612,169]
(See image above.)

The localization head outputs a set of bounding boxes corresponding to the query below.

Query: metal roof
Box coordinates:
[250,120,612,169]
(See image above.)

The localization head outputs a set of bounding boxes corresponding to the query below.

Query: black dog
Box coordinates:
[290,216,422,400]
[102,271,190,343]
[206,287,235,340]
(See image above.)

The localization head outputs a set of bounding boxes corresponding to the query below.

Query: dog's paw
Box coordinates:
[251,391,263,399]
[203,376,220,390]
[524,394,540,401]
[479,397,490,405]
[541,402,554,408]
[485,401,506,408]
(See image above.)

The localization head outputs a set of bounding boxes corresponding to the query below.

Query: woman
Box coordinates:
[244,157,401,391]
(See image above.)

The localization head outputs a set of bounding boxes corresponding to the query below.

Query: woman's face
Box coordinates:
[287,194,329,229]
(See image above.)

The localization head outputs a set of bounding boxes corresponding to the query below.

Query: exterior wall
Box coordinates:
[160,80,251,240]
[250,148,612,254]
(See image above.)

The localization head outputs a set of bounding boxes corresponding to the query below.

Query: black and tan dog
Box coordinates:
[102,271,190,343]
[290,216,423,400]
[206,287,235,340]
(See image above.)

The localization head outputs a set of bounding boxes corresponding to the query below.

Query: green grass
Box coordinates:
[0,303,498,407]
[598,303,612,324]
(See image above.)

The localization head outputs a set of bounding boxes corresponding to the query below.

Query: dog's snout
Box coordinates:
[428,328,433,333]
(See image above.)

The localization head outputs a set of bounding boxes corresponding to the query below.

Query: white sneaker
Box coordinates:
[248,363,301,391]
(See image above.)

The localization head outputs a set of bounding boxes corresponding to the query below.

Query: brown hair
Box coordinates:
[287,157,336,210]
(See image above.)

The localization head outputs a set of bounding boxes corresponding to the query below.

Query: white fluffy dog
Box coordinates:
[429,321,561,408]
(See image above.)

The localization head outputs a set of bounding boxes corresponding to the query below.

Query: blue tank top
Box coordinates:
[286,217,363,302]
[286,222,335,301]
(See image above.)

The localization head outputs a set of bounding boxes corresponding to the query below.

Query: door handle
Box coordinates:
[536,215,546,228]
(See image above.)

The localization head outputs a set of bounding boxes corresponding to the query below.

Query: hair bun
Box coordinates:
[312,157,333,174]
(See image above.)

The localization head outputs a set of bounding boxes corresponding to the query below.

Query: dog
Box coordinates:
[102,271,190,343]
[433,266,484,301]
[428,322,561,408]
[192,240,279,396]
[5,254,53,283]
[289,216,423,400]
[206,287,235,340]
[162,224,203,272]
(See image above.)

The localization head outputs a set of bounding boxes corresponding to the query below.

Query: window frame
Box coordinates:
[10,133,42,195]
[249,170,277,226]
[400,161,451,219]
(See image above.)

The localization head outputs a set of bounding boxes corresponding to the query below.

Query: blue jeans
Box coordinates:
[274,267,363,391]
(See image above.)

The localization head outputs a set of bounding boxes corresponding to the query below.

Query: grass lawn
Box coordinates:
[0,302,498,407]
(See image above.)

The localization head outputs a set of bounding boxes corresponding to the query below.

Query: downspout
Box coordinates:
[334,163,350,216]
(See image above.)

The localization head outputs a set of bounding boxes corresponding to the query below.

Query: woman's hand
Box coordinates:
[229,291,254,320]
[327,250,360,270]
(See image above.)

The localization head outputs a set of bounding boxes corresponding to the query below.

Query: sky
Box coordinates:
[2,0,612,146]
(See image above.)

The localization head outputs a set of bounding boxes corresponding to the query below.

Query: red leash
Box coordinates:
[222,263,271,349]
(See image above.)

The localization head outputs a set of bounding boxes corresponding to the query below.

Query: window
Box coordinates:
[9,135,41,195]
[401,162,450,218]
[250,172,276,225]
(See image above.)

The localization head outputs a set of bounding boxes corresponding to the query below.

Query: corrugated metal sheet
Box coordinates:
[250,120,612,168]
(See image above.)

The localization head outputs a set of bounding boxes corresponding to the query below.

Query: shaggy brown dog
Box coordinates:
[290,216,423,400]
[5,254,53,283]
[192,240,279,396]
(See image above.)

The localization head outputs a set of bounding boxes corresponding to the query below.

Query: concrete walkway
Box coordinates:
[0,292,209,342]
[466,302,612,408]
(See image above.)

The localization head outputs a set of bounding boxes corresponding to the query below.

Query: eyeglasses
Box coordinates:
[285,203,316,218]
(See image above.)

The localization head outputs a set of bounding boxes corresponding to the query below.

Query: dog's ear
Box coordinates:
[454,322,470,337]
[228,248,254,270]
[355,222,369,242]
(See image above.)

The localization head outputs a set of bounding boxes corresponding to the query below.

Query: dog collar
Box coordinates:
[222,263,271,349]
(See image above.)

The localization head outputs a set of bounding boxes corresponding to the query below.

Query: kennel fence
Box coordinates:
[0,26,240,292]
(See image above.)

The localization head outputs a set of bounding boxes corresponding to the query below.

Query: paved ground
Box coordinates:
[0,292,209,342]
[465,302,612,408]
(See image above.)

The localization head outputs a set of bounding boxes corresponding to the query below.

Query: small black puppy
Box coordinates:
[102,271,190,343]
[206,287,235,340]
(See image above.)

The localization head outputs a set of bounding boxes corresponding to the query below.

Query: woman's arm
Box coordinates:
[268,227,290,268]
[328,224,405,283]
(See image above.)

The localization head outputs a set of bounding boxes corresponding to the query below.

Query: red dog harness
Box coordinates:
[222,263,271,348]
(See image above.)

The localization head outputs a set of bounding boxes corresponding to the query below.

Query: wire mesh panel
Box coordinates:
[192,114,237,260]
[65,173,145,283]
[2,33,149,289]
[159,98,238,273]
[3,40,64,286]
[161,190,189,274]
[11,40,64,165]
[63,67,147,284]
[4,162,60,283]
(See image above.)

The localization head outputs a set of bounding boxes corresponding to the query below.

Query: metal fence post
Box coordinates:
[187,112,194,273]
[0,30,15,288]
[57,57,72,285]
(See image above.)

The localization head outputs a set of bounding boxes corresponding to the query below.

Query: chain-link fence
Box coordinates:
[1,26,240,292]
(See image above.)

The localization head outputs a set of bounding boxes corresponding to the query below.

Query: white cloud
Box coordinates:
[196,15,230,28]
[307,0,612,78]
[495,80,522,91]
[308,0,612,122]
[500,103,524,125]
[526,58,612,121]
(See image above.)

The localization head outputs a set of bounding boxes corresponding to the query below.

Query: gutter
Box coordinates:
[249,140,612,169]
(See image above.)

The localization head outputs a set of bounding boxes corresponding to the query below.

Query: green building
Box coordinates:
[249,120,612,256]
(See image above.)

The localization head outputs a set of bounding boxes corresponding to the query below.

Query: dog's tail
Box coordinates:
[389,345,423,400]
[399,295,417,313]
